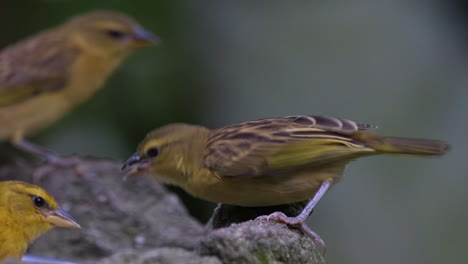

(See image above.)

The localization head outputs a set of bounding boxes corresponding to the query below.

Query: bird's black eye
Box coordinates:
[106,29,125,39]
[33,196,46,208]
[146,147,159,158]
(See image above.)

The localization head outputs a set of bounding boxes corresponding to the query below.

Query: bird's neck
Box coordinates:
[62,33,129,104]
[0,226,29,261]
[64,52,126,105]
[156,131,211,189]
[0,203,52,249]
[0,209,37,261]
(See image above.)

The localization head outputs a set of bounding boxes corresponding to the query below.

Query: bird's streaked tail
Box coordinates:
[375,136,450,155]
[353,131,450,156]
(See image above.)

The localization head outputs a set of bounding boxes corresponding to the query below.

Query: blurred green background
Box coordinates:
[1,1,467,263]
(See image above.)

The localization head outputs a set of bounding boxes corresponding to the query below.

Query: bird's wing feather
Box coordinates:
[204,115,376,177]
[0,32,79,106]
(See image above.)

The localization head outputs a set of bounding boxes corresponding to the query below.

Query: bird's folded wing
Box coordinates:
[0,33,78,106]
[204,115,375,177]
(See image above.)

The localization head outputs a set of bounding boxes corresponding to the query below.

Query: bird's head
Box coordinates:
[63,11,158,56]
[0,181,80,240]
[122,124,210,185]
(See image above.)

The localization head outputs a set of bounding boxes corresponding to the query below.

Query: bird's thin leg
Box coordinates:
[293,180,332,222]
[13,139,64,163]
[12,139,83,181]
[256,180,332,253]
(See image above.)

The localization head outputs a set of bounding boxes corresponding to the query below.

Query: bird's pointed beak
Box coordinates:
[131,26,159,46]
[121,153,150,180]
[44,208,80,228]
[122,153,142,171]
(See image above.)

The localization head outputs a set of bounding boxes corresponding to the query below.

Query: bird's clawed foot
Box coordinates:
[255,211,326,254]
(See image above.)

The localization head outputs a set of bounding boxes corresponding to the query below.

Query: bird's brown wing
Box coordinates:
[0,32,79,106]
[204,115,376,177]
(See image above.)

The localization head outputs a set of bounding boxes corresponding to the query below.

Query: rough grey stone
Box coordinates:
[0,157,324,263]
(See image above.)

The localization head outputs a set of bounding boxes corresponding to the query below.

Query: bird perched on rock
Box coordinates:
[0,11,157,163]
[122,115,450,250]
[0,181,80,262]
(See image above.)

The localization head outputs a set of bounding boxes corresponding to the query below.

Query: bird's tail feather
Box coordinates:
[371,136,450,155]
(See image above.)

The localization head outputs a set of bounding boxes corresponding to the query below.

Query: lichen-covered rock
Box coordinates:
[199,221,325,264]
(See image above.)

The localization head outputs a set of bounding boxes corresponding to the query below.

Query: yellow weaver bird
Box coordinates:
[122,115,450,249]
[0,11,157,163]
[0,181,80,262]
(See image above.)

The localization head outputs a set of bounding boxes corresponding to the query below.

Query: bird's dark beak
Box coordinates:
[122,153,150,180]
[131,26,159,46]
[122,153,142,171]
[44,208,80,228]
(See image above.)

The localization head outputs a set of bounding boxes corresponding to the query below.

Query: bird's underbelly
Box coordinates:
[187,165,345,207]
[0,93,72,141]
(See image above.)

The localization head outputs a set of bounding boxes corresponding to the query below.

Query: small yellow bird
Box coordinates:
[122,115,449,248]
[0,181,80,262]
[0,11,157,161]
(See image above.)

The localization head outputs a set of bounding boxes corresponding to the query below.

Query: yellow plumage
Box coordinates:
[123,115,449,206]
[0,181,79,262]
[123,116,449,249]
[122,115,449,248]
[0,11,156,145]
